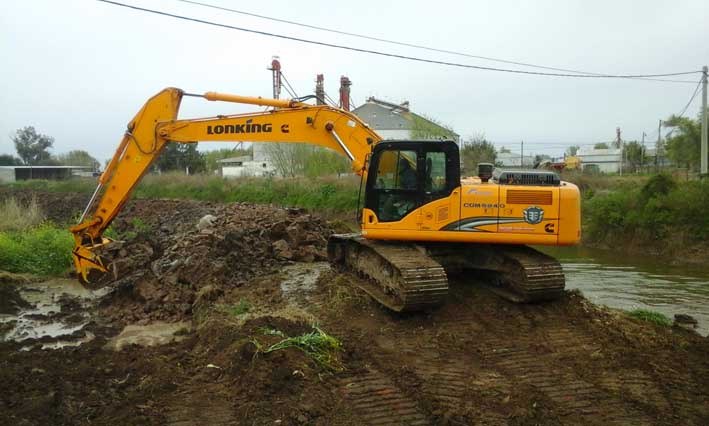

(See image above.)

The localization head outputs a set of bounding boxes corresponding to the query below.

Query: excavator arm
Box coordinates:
[70,87,381,282]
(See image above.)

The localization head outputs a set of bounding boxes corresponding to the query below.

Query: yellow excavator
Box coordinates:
[71,88,580,312]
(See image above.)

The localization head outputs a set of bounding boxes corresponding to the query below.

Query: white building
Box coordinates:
[497,152,535,168]
[218,153,276,178]
[577,147,622,173]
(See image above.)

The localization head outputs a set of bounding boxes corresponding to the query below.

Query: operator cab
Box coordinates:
[365,140,460,222]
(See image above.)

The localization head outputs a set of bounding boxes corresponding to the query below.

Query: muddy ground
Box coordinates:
[1,190,708,426]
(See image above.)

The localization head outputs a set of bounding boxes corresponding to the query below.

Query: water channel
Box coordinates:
[541,246,709,335]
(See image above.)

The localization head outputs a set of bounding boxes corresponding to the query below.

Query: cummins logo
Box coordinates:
[207,119,273,135]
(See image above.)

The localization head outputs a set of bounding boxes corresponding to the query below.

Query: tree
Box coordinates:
[12,126,54,165]
[0,154,22,166]
[410,114,457,140]
[534,154,551,167]
[264,144,349,178]
[664,114,702,171]
[55,150,100,170]
[565,145,579,156]
[594,142,609,150]
[155,143,206,174]
[622,141,644,172]
[460,134,497,173]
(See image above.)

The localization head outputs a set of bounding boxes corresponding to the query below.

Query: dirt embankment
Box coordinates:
[1,194,708,426]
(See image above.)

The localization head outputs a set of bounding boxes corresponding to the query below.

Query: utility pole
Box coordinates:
[656,119,662,171]
[520,141,524,169]
[641,131,646,171]
[701,65,708,178]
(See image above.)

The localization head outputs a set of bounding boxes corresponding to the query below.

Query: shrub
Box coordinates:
[0,196,45,232]
[0,224,74,276]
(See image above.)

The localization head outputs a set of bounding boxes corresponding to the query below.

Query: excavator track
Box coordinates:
[328,235,565,311]
[425,243,565,303]
[327,234,448,312]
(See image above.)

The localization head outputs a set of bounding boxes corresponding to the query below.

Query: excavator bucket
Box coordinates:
[71,238,112,284]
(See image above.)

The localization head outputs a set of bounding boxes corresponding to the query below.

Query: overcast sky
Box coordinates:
[1,0,707,162]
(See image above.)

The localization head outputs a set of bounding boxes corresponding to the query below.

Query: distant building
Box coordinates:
[218,153,275,178]
[352,97,459,142]
[577,147,622,173]
[497,152,535,168]
[0,165,94,184]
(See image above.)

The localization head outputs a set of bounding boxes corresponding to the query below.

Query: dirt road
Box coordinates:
[1,194,707,425]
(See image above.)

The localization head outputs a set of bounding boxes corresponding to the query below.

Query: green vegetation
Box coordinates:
[226,299,251,316]
[8,178,97,194]
[664,110,707,172]
[11,126,54,165]
[134,174,359,213]
[0,197,44,232]
[0,197,72,276]
[264,144,350,178]
[583,174,709,244]
[409,113,457,140]
[460,135,498,174]
[121,218,150,240]
[255,326,342,371]
[8,174,361,213]
[155,143,206,174]
[628,309,673,327]
[0,224,73,276]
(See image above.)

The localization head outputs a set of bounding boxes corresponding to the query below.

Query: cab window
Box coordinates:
[374,150,417,190]
[424,151,447,193]
[371,149,418,222]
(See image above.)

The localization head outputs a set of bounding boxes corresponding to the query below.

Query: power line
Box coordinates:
[675,78,703,118]
[96,0,702,81]
[173,0,696,84]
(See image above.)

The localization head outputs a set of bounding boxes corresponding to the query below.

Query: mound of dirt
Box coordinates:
[96,200,332,324]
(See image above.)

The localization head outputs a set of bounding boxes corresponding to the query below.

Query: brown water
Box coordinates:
[541,246,709,335]
[0,279,108,349]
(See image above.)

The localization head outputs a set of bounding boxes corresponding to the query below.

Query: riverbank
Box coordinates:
[3,172,709,266]
[579,174,709,265]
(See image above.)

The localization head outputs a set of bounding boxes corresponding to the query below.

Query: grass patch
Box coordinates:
[0,224,73,276]
[628,309,673,327]
[226,299,252,316]
[9,174,361,214]
[255,326,342,371]
[0,196,45,232]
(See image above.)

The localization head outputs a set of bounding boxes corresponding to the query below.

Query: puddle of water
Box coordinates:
[105,322,190,351]
[1,278,108,347]
[540,246,709,335]
[279,262,330,300]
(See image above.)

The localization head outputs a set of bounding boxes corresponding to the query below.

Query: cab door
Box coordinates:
[418,145,460,231]
[364,143,421,228]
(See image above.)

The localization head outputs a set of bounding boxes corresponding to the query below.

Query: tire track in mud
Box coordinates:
[164,386,236,426]
[338,369,430,426]
[479,325,655,425]
[312,275,701,425]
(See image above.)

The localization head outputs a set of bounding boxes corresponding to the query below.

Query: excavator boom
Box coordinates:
[70,87,380,281]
